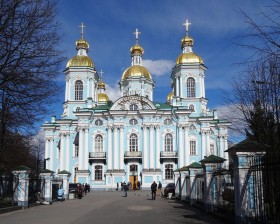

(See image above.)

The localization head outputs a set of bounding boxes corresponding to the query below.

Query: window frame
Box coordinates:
[164,133,173,152]
[75,80,83,100]
[187,77,195,97]
[129,133,138,152]
[95,134,103,152]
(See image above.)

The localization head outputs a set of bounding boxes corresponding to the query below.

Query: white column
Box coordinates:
[201,131,205,159]
[219,135,224,158]
[107,127,112,170]
[45,139,49,163]
[66,134,70,171]
[65,79,68,101]
[143,126,148,169]
[156,126,160,169]
[206,131,210,156]
[184,127,189,166]
[114,127,118,170]
[224,136,229,168]
[78,129,83,170]
[176,76,179,96]
[84,129,89,170]
[120,127,124,170]
[179,75,183,97]
[50,139,54,171]
[179,126,184,168]
[202,75,205,98]
[60,134,65,171]
[149,126,154,170]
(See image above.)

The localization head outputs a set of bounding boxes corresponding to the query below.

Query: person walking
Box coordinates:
[151,181,157,200]
[157,181,162,196]
[123,182,128,197]
[116,182,119,191]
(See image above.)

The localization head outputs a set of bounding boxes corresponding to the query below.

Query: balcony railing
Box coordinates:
[124,151,142,158]
[89,152,106,159]
[160,151,177,158]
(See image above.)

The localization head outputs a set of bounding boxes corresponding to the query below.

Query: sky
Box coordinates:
[47,0,268,143]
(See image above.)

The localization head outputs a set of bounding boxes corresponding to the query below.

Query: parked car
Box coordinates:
[69,183,78,198]
[164,183,175,197]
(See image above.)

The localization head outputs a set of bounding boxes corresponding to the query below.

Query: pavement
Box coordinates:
[0,190,228,224]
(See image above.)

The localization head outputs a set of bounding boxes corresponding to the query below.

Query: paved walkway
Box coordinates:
[0,190,226,224]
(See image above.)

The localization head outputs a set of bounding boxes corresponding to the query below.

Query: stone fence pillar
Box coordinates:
[40,169,54,203]
[58,170,71,199]
[12,166,31,208]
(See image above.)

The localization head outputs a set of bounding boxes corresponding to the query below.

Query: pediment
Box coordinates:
[110,95,156,110]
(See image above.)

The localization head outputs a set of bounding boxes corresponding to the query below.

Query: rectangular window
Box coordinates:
[190,141,196,155]
[95,165,103,180]
[165,164,173,179]
[75,145,79,157]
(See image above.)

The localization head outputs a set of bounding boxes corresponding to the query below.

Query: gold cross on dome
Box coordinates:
[99,69,104,80]
[183,19,191,35]
[133,28,141,43]
[78,22,86,39]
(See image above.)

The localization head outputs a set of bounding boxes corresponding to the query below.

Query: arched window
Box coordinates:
[129,104,138,111]
[95,135,103,152]
[75,80,83,100]
[187,77,195,97]
[165,164,173,179]
[95,165,102,180]
[165,133,173,151]
[129,119,138,125]
[164,118,172,125]
[189,104,195,111]
[129,134,138,152]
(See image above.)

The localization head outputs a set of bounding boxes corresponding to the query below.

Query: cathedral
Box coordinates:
[42,20,230,189]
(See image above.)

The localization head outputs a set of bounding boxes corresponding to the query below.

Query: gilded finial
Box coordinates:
[78,22,86,39]
[183,19,191,36]
[133,28,141,44]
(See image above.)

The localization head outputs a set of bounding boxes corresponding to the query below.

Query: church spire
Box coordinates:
[130,28,144,66]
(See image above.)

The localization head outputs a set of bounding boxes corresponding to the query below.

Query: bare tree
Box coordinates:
[0,0,64,167]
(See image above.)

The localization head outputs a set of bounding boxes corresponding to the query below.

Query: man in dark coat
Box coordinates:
[151,181,157,200]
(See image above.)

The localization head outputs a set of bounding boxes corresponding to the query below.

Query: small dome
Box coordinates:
[122,65,152,81]
[181,36,194,48]
[98,93,109,102]
[166,91,174,102]
[98,81,106,89]
[176,52,204,65]
[66,55,94,68]
[130,44,144,55]
[76,38,89,50]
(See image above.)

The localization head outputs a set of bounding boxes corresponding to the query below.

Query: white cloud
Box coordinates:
[142,59,174,76]
[106,83,121,102]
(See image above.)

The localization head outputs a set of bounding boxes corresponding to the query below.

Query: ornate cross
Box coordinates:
[183,19,191,35]
[133,28,141,43]
[99,69,104,80]
[78,22,86,39]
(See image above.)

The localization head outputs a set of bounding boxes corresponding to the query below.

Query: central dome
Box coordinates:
[66,55,94,68]
[121,65,152,80]
[98,93,109,102]
[176,52,204,64]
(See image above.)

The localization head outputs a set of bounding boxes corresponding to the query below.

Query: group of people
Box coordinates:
[76,183,90,199]
[117,181,141,191]
[151,181,162,200]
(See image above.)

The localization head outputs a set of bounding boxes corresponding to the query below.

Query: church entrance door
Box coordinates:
[129,164,138,190]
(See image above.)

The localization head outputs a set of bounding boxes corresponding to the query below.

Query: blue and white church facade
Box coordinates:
[42,20,230,189]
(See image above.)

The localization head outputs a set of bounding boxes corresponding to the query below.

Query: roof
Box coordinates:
[93,104,112,111]
[186,162,203,169]
[13,165,31,171]
[200,155,226,163]
[154,102,172,110]
[40,169,54,174]
[226,139,269,153]
[58,170,71,175]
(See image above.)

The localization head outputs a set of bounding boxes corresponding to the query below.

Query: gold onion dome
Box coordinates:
[122,65,152,81]
[98,81,106,89]
[176,52,204,64]
[66,38,94,68]
[130,44,144,55]
[181,35,194,48]
[98,93,109,102]
[166,91,174,101]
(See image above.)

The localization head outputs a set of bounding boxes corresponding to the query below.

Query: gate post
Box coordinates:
[40,169,54,203]
[200,155,226,212]
[58,170,71,199]
[12,166,31,208]
[187,162,203,205]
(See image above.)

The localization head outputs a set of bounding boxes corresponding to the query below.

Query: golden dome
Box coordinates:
[176,52,204,65]
[66,55,94,68]
[166,91,174,102]
[76,38,89,50]
[130,44,144,55]
[98,81,106,89]
[122,65,152,80]
[181,36,194,48]
[98,93,109,102]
